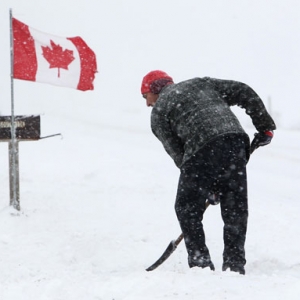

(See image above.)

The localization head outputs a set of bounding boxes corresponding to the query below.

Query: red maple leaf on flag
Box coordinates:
[41,40,75,78]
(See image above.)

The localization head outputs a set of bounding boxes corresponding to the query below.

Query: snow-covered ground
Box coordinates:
[0,94,300,299]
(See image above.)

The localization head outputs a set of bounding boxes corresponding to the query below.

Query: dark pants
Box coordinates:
[175,134,249,268]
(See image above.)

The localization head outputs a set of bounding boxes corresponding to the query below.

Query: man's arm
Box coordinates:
[151,109,184,168]
[207,78,276,132]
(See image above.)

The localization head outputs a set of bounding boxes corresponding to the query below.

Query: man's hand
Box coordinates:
[250,130,274,152]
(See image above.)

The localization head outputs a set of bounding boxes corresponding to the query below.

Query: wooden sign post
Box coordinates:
[0,115,40,210]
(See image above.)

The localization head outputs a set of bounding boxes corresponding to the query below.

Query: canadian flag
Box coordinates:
[13,18,97,91]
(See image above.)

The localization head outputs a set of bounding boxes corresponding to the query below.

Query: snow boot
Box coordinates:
[188,255,215,271]
[222,262,245,275]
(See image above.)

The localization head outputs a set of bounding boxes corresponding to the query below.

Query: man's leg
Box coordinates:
[219,136,248,274]
[175,152,215,270]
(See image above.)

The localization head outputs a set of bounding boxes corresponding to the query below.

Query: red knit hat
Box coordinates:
[141,70,173,94]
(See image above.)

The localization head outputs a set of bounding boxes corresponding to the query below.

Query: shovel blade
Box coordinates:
[146,240,177,271]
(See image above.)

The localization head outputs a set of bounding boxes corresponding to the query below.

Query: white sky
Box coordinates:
[0,0,299,128]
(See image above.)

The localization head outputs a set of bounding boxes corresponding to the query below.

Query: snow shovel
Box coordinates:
[146,143,258,271]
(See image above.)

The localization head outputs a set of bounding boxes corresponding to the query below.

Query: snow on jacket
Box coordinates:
[151,77,276,168]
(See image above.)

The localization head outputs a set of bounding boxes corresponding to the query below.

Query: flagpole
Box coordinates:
[9,8,20,211]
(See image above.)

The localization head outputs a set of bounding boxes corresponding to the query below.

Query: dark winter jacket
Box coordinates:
[151,77,276,168]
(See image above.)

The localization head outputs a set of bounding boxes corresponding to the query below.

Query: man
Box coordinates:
[141,70,276,275]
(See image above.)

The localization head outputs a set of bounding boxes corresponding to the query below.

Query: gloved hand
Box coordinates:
[250,130,274,152]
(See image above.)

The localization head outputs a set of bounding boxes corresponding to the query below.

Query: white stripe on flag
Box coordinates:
[29,27,81,89]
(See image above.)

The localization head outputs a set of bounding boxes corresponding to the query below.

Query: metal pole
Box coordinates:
[9,141,20,208]
[9,8,20,211]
